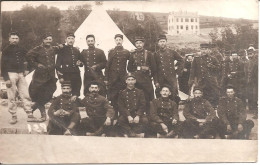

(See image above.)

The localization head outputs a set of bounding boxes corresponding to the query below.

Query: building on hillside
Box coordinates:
[168,11,200,35]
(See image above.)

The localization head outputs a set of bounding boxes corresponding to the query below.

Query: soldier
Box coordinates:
[183,87,218,139]
[79,34,107,96]
[149,85,181,138]
[104,34,130,119]
[222,51,245,100]
[27,32,63,122]
[217,85,254,139]
[178,54,193,95]
[118,73,148,137]
[79,81,115,136]
[127,36,157,114]
[154,34,184,103]
[1,31,37,124]
[47,81,81,135]
[56,32,82,99]
[189,43,220,108]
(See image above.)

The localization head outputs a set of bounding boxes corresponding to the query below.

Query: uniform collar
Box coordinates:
[126,87,136,91]
[62,93,72,98]
[115,46,123,50]
[136,48,144,53]
[160,97,170,102]
[88,46,95,50]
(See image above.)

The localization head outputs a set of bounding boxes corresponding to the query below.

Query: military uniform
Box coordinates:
[105,46,130,117]
[56,45,82,96]
[149,97,181,137]
[189,54,220,107]
[79,47,107,96]
[127,48,157,114]
[118,87,148,136]
[79,93,115,136]
[47,94,81,135]
[183,97,218,138]
[218,96,254,139]
[178,60,192,95]
[154,48,184,99]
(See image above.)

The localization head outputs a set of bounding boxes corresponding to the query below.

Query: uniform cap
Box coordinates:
[125,72,136,80]
[200,43,210,48]
[61,81,71,87]
[84,81,100,95]
[66,32,75,38]
[193,86,203,92]
[185,53,194,57]
[210,43,217,48]
[9,31,20,37]
[178,100,186,105]
[42,32,52,39]
[135,36,145,42]
[158,34,167,41]
[114,34,123,39]
[86,34,95,40]
[160,84,173,92]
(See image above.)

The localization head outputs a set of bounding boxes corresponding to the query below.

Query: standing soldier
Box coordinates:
[222,51,245,100]
[149,85,180,138]
[189,43,220,108]
[127,36,157,114]
[79,81,115,136]
[1,32,37,124]
[104,34,130,119]
[79,34,107,96]
[183,87,218,139]
[27,32,63,122]
[56,33,82,100]
[118,73,148,137]
[47,81,81,135]
[210,44,224,87]
[178,54,193,95]
[154,34,184,103]
[218,85,254,139]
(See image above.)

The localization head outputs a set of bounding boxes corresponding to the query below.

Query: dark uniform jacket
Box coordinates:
[150,97,179,123]
[222,58,245,81]
[79,47,107,78]
[154,48,184,84]
[80,93,115,118]
[1,44,27,81]
[56,45,81,77]
[118,87,146,118]
[218,96,246,125]
[105,46,130,85]
[183,97,216,121]
[48,94,80,121]
[127,49,157,82]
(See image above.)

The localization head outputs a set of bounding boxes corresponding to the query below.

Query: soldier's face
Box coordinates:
[115,37,123,46]
[231,53,238,60]
[160,87,171,98]
[86,37,95,47]
[126,77,136,87]
[158,39,167,49]
[200,48,209,55]
[66,36,75,46]
[62,86,71,94]
[226,89,235,98]
[193,90,203,98]
[89,85,99,94]
[43,36,53,46]
[187,56,193,62]
[178,104,185,111]
[135,41,144,50]
[9,35,19,45]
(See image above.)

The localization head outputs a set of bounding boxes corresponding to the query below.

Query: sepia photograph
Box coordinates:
[0,0,258,163]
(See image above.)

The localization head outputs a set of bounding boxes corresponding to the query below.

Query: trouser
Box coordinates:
[7,72,32,117]
[118,115,148,135]
[182,118,219,139]
[79,116,112,136]
[148,120,183,137]
[62,72,81,96]
[47,112,80,135]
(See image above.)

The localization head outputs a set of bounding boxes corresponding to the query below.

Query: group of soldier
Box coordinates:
[1,31,257,139]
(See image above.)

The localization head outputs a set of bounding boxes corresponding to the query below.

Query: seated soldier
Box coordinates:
[149,85,181,138]
[217,85,254,139]
[47,81,81,135]
[79,81,115,136]
[183,86,218,139]
[118,72,148,137]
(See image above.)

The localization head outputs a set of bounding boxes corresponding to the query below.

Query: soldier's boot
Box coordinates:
[38,105,46,122]
[157,133,167,138]
[193,134,200,139]
[9,115,18,124]
[135,133,145,138]
[27,113,38,122]
[166,130,176,138]
[128,130,136,137]
[86,132,95,136]
[93,127,104,136]
[31,103,38,113]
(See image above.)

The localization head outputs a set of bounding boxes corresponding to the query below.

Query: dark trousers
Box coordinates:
[47,112,80,135]
[118,115,148,135]
[63,72,82,96]
[148,120,183,137]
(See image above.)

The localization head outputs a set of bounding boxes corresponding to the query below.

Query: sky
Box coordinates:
[1,0,259,20]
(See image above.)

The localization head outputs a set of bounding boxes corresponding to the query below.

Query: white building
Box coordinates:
[168,11,200,35]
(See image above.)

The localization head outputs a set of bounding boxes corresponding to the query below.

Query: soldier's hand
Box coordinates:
[76,60,83,66]
[70,95,77,102]
[113,119,117,126]
[155,83,160,88]
[54,109,62,116]
[128,116,134,124]
[6,80,12,88]
[160,123,168,133]
[183,68,188,72]
[59,78,64,83]
[91,65,97,70]
[227,124,232,132]
[133,116,140,124]
[58,44,64,49]
[238,124,243,132]
[172,119,177,125]
[141,66,149,71]
[104,117,112,125]
[24,70,29,76]
[38,63,46,69]
[64,129,72,135]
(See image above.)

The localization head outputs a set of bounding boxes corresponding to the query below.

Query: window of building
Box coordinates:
[191,18,194,22]
[191,25,193,29]
[177,31,179,34]
[181,18,183,22]
[186,25,188,30]
[169,19,170,23]
[177,25,179,29]
[176,18,179,22]
[180,25,183,29]
[185,18,189,22]
[195,18,197,22]
[172,18,174,22]
[196,25,198,29]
